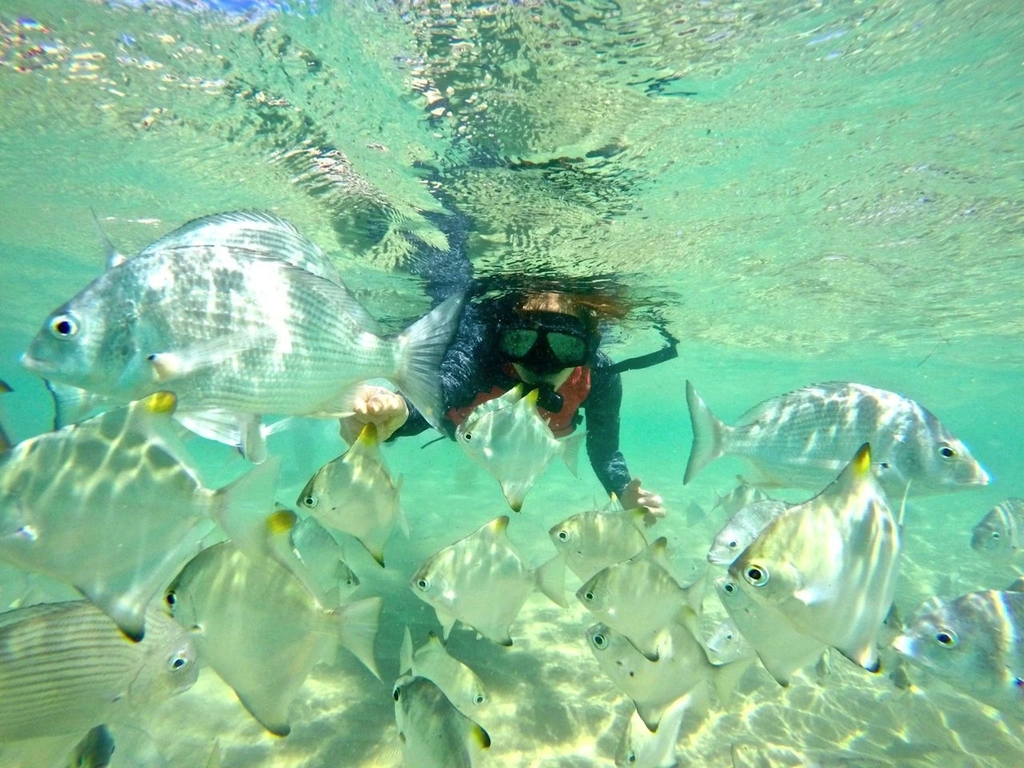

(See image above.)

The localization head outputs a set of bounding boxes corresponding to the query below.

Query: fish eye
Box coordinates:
[591,632,608,650]
[415,577,430,591]
[463,432,473,442]
[938,444,957,460]
[992,532,1001,539]
[165,591,177,608]
[582,590,596,603]
[48,313,80,339]
[557,530,570,542]
[392,685,401,701]
[744,564,769,587]
[626,752,637,764]
[301,494,319,508]
[934,629,958,647]
[722,581,736,595]
[474,693,485,705]
[728,540,738,550]
[170,655,189,670]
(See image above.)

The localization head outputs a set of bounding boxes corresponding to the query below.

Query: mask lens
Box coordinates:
[547,332,587,365]
[500,329,539,359]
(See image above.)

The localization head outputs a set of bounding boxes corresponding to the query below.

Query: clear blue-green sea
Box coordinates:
[1,0,1022,765]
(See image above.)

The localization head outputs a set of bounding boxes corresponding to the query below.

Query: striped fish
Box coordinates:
[0,601,197,742]
[893,588,1024,716]
[970,498,1024,559]
[684,380,989,497]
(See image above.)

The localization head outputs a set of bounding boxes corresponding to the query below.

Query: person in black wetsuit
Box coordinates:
[340,209,665,517]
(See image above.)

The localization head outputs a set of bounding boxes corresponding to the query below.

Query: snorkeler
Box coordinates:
[341,212,670,518]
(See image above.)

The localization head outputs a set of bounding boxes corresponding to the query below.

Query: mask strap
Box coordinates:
[607,325,679,375]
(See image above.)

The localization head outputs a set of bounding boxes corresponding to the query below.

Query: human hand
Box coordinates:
[620,478,665,527]
[338,385,409,444]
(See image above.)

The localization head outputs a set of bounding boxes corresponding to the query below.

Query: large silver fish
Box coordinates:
[708,499,792,566]
[393,673,491,768]
[410,515,567,645]
[22,210,463,462]
[166,509,381,736]
[728,444,901,673]
[400,628,489,721]
[892,589,1024,716]
[970,498,1024,559]
[684,380,989,496]
[585,615,749,732]
[577,538,705,661]
[0,601,198,742]
[714,575,825,686]
[296,422,406,566]
[456,387,583,512]
[0,392,277,640]
[548,505,649,581]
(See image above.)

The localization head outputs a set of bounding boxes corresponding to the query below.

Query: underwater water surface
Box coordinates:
[0,0,1022,766]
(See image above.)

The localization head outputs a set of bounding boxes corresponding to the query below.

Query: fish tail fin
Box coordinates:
[684,380,729,484]
[212,456,281,562]
[535,554,568,608]
[334,596,382,679]
[683,568,708,616]
[559,431,585,477]
[399,627,414,675]
[389,293,465,430]
[710,655,755,706]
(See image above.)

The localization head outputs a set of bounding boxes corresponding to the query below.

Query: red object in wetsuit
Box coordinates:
[445,366,591,438]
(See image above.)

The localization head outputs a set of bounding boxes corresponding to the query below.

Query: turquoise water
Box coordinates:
[1,0,1023,765]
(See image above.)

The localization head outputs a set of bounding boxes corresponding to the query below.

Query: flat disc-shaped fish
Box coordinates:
[0,393,277,640]
[729,444,901,672]
[708,499,791,566]
[456,388,582,512]
[167,519,381,736]
[393,674,490,768]
[893,589,1024,716]
[577,538,704,661]
[549,506,649,581]
[400,628,489,721]
[685,380,989,496]
[297,422,405,566]
[410,516,566,645]
[0,601,197,742]
[615,691,701,768]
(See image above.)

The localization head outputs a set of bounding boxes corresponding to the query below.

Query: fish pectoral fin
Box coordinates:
[792,585,831,607]
[147,329,273,383]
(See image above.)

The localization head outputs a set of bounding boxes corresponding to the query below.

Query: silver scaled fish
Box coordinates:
[970,498,1024,559]
[22,210,463,462]
[684,380,989,496]
[400,627,489,720]
[707,499,791,566]
[577,537,705,661]
[290,514,361,604]
[410,515,567,645]
[166,509,382,736]
[548,506,650,581]
[728,444,901,673]
[456,386,583,512]
[297,422,406,566]
[0,600,197,742]
[0,392,277,640]
[393,673,491,768]
[893,588,1024,717]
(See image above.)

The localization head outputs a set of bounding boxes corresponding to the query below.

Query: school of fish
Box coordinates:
[0,210,1009,767]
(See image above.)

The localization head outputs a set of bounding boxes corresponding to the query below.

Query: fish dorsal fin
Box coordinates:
[645,537,672,570]
[89,208,128,269]
[488,516,511,537]
[358,421,379,446]
[523,389,540,408]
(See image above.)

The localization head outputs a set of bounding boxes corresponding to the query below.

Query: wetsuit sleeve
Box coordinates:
[583,352,632,498]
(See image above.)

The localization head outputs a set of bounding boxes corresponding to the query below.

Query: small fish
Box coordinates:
[290,514,361,604]
[616,691,700,768]
[400,628,489,720]
[0,380,12,454]
[410,515,566,645]
[456,386,583,512]
[393,673,491,768]
[297,422,406,566]
[548,506,649,581]
[22,210,463,462]
[577,538,705,661]
[0,392,277,640]
[708,500,791,566]
[166,510,382,736]
[728,444,901,673]
[893,589,1024,716]
[67,725,116,768]
[684,380,989,496]
[586,616,749,731]
[715,575,826,686]
[712,483,771,519]
[0,601,197,742]
[702,616,757,665]
[970,498,1024,558]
